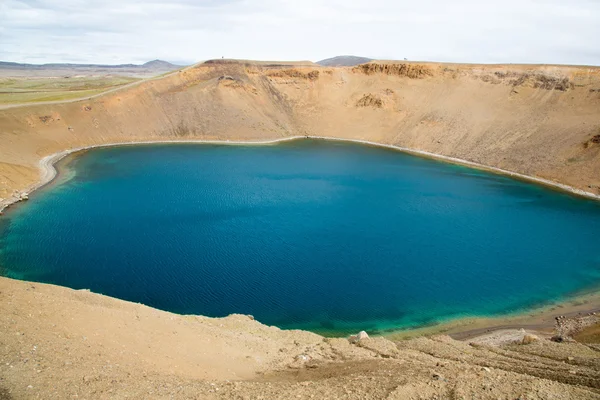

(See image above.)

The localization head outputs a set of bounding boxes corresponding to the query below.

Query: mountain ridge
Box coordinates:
[317,55,373,66]
[0,59,182,70]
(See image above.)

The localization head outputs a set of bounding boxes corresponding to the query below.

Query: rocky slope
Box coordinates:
[1,59,599,208]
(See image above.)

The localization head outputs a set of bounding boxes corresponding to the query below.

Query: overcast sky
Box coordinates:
[2,0,599,65]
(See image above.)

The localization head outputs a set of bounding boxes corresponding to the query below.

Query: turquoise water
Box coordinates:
[1,140,600,335]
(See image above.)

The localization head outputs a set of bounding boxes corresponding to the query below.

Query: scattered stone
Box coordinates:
[555,313,600,339]
[482,367,491,373]
[247,315,254,320]
[349,331,369,344]
[521,334,539,345]
[356,94,384,108]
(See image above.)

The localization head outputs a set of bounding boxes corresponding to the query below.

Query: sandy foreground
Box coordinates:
[1,276,600,399]
[1,59,600,398]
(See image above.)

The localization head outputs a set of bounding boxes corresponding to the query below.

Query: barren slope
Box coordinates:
[1,60,599,208]
[2,276,600,399]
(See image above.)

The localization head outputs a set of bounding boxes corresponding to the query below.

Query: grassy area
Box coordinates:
[0,76,140,105]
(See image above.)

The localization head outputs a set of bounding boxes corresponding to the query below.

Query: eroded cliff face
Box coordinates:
[1,60,600,204]
[352,62,434,78]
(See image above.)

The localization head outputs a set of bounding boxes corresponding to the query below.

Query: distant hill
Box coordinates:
[142,60,180,69]
[0,59,181,70]
[0,60,183,78]
[316,56,373,67]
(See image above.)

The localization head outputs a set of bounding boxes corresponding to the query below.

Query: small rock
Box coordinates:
[568,356,574,361]
[482,367,491,373]
[521,334,539,345]
[306,360,319,369]
[349,331,369,344]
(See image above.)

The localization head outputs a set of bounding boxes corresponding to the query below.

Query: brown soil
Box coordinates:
[574,323,600,344]
[2,277,600,399]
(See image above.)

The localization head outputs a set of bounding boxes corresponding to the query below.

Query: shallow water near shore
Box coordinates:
[1,139,600,335]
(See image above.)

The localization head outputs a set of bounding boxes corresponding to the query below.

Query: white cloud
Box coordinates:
[1,0,599,65]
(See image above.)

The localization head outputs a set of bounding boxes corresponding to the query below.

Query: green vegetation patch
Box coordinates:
[0,76,139,105]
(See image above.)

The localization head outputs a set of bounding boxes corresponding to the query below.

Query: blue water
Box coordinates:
[1,140,600,335]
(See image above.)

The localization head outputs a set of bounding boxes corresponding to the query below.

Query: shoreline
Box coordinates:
[386,288,600,341]
[1,135,599,340]
[2,135,599,215]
